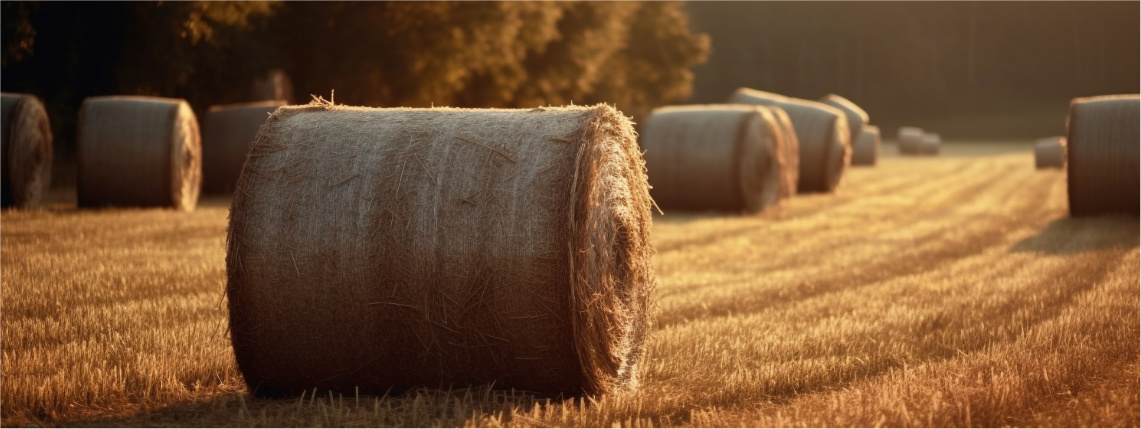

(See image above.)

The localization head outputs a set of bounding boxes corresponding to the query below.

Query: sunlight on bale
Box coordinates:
[640,104,784,214]
[0,92,52,209]
[1065,94,1140,216]
[202,101,285,195]
[819,93,869,146]
[851,125,881,167]
[768,106,800,198]
[1033,136,1066,170]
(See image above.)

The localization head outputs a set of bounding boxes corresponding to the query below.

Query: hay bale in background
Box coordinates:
[641,105,783,213]
[769,106,800,198]
[227,103,654,397]
[851,124,880,166]
[728,87,850,193]
[1,93,52,208]
[920,133,941,155]
[897,126,925,155]
[77,96,201,210]
[250,68,294,104]
[819,94,868,145]
[1066,94,1140,216]
[202,101,284,194]
[1034,136,1066,169]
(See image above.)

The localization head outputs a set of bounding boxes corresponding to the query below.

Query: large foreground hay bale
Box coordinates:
[227,103,655,397]
[819,94,868,144]
[202,101,285,194]
[920,133,941,155]
[1034,136,1066,169]
[77,96,201,210]
[897,126,924,155]
[640,105,783,213]
[851,124,880,166]
[769,106,800,197]
[1,93,52,208]
[728,88,850,193]
[1065,94,1140,216]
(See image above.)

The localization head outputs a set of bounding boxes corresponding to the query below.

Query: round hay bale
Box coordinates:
[728,87,850,193]
[769,106,800,198]
[251,68,294,104]
[1,93,52,208]
[640,104,783,213]
[851,124,880,166]
[1033,136,1066,169]
[1065,94,1140,216]
[226,103,655,397]
[819,93,868,145]
[77,96,201,210]
[921,133,941,155]
[897,126,925,155]
[202,101,285,194]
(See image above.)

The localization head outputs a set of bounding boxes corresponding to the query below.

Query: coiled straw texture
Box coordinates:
[1,93,52,208]
[1065,94,1140,216]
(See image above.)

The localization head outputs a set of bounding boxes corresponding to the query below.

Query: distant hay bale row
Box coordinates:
[897,126,925,155]
[227,103,654,397]
[1,93,52,209]
[77,96,201,210]
[640,105,783,213]
[728,88,850,193]
[202,101,285,194]
[1065,94,1139,216]
[920,133,941,155]
[819,94,868,145]
[851,125,880,166]
[1033,136,1066,169]
[250,68,294,104]
[769,107,800,197]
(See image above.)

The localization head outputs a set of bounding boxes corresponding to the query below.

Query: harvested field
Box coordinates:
[1,142,1137,427]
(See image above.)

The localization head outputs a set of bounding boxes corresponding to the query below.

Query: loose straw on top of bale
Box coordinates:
[202,101,285,194]
[1034,136,1066,169]
[78,96,201,210]
[226,102,655,398]
[728,87,850,193]
[1,93,52,208]
[819,94,868,145]
[851,124,881,166]
[897,126,925,155]
[1065,94,1140,216]
[769,106,800,198]
[640,104,783,213]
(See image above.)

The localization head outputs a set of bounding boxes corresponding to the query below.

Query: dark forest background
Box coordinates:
[685,1,1140,140]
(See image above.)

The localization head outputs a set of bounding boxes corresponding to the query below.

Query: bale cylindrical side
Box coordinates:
[226,103,655,397]
[819,94,868,145]
[1065,94,1140,216]
[78,96,201,210]
[897,126,924,155]
[1,93,52,208]
[640,105,782,213]
[202,101,285,194]
[728,87,850,193]
[769,106,800,198]
[1034,136,1066,169]
[851,124,881,166]
[921,133,941,155]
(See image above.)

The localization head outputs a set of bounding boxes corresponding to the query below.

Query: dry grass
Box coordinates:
[2,142,1137,427]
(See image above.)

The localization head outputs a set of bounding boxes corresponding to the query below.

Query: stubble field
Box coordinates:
[2,142,1138,427]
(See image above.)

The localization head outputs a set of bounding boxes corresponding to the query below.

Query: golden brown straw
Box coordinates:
[728,87,850,193]
[1,93,52,208]
[819,94,868,145]
[226,102,655,398]
[1065,94,1140,216]
[769,106,800,198]
[897,126,924,155]
[640,104,783,213]
[78,96,201,210]
[851,124,880,166]
[1033,136,1066,169]
[202,101,285,194]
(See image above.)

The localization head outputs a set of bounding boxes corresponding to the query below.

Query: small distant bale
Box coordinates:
[728,88,850,193]
[641,105,783,213]
[202,101,285,194]
[77,96,201,210]
[851,125,881,166]
[920,133,941,155]
[819,94,868,145]
[227,103,654,397]
[769,106,800,198]
[897,126,925,155]
[1065,94,1140,216]
[1033,136,1066,169]
[1,93,52,208]
[250,68,294,104]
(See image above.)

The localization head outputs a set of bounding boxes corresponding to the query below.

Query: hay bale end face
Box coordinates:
[640,104,783,213]
[1066,94,1140,216]
[78,96,201,210]
[897,126,924,155]
[227,103,655,397]
[921,133,941,155]
[851,124,880,166]
[1034,136,1066,169]
[819,94,869,145]
[202,101,285,194]
[728,87,850,193]
[1,93,52,208]
[769,106,800,198]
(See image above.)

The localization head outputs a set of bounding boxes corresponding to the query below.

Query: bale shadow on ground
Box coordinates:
[1011,215,1139,255]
